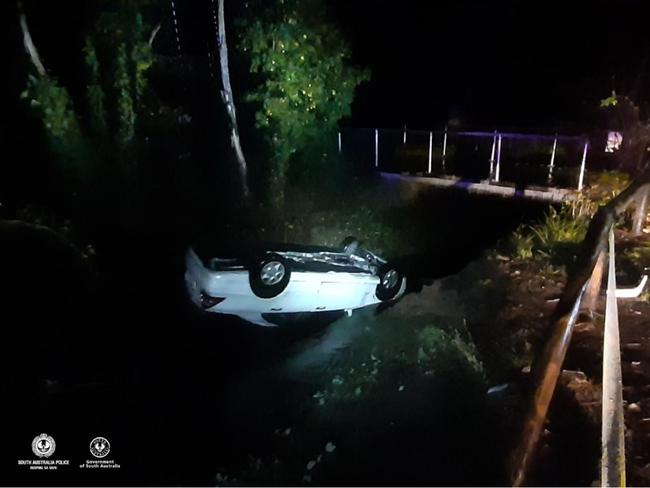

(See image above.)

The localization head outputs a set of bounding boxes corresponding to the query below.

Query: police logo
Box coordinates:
[89,437,110,458]
[31,433,56,458]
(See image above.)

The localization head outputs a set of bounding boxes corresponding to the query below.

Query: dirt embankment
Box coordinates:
[436,230,650,486]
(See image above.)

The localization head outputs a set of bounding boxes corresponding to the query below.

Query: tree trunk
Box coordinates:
[19,13,46,76]
[217,0,250,200]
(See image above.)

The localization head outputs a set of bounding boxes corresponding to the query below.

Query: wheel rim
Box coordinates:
[260,261,285,286]
[382,269,399,289]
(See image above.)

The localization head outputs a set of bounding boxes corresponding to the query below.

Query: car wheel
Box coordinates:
[375,265,405,302]
[340,236,360,255]
[249,253,291,298]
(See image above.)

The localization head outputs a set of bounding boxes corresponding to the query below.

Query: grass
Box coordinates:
[506,203,588,266]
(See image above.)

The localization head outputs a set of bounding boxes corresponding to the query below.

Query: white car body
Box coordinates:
[184,245,405,326]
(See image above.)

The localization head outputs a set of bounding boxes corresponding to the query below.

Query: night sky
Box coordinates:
[5,0,650,135]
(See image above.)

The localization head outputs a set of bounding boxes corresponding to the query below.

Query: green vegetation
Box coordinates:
[505,171,632,266]
[239,0,369,210]
[506,203,588,265]
[21,1,155,182]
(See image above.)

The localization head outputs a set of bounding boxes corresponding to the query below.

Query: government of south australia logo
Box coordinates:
[89,437,110,458]
[31,434,56,458]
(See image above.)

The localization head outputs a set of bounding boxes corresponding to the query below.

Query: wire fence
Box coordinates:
[338,127,590,190]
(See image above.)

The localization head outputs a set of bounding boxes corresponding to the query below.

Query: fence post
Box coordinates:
[633,188,649,235]
[577,140,589,191]
[338,131,342,154]
[442,127,448,172]
[374,129,379,168]
[495,134,502,183]
[489,131,497,179]
[428,131,433,174]
[548,136,557,183]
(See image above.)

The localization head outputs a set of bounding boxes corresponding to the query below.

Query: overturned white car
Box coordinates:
[184,238,406,326]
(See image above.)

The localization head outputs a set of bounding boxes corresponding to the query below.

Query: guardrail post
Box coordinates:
[489,131,497,180]
[578,140,589,191]
[548,136,557,183]
[338,131,342,154]
[633,188,649,235]
[495,134,502,183]
[403,124,407,145]
[374,129,379,168]
[428,131,433,174]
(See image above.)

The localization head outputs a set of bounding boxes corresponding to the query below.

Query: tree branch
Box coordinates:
[148,23,161,47]
[19,13,46,76]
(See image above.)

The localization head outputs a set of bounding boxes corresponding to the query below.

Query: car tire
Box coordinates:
[249,253,291,299]
[340,236,360,255]
[375,265,405,302]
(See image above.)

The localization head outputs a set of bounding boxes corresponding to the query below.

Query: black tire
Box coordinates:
[375,265,404,302]
[340,236,360,255]
[249,253,291,299]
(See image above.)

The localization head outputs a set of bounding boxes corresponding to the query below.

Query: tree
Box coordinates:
[20,1,156,181]
[239,0,369,210]
[217,0,251,200]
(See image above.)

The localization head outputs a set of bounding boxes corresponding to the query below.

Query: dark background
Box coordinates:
[4,0,650,135]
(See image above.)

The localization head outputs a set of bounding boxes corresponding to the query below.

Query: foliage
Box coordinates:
[90,9,154,148]
[239,0,369,209]
[505,171,631,264]
[600,93,618,108]
[83,39,108,136]
[508,224,534,260]
[529,205,589,261]
[22,2,155,179]
[506,203,589,265]
[584,170,631,207]
[21,75,82,164]
[416,325,484,376]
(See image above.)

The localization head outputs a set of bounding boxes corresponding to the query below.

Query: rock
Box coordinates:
[575,322,596,333]
[562,369,587,382]
[628,402,642,413]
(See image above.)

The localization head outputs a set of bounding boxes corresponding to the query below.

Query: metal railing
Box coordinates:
[508,173,650,487]
[338,127,590,190]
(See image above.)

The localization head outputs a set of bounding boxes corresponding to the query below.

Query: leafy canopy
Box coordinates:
[240,0,369,163]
